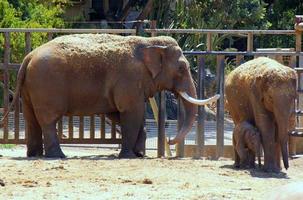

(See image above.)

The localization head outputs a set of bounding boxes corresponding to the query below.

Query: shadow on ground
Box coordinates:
[220,164,289,179]
[7,154,160,161]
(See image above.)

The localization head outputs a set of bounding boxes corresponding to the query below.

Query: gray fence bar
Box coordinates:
[195,56,206,158]
[144,29,295,35]
[3,32,10,141]
[183,51,303,56]
[0,28,136,34]
[158,92,166,157]
[216,55,225,158]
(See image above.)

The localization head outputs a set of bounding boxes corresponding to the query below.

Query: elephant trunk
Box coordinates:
[168,81,198,145]
[275,112,290,170]
[278,121,289,169]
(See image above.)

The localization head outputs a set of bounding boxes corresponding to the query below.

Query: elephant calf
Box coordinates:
[233,121,262,168]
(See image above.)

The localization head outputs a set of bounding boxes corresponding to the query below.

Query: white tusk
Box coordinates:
[179,92,220,105]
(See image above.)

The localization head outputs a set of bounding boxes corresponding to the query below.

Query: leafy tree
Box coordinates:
[257,0,303,48]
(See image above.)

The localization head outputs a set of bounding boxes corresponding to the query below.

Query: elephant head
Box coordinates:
[141,44,219,145]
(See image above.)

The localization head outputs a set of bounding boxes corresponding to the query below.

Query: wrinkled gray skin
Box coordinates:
[233,121,262,168]
[1,34,204,158]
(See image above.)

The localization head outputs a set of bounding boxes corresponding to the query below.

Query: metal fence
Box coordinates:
[0,23,302,157]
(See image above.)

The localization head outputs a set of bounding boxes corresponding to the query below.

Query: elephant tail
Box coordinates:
[0,54,31,128]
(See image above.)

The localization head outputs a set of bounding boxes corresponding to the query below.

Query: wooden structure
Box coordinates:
[1,22,303,159]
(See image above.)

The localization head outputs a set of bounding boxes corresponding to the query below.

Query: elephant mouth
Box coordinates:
[178,92,220,105]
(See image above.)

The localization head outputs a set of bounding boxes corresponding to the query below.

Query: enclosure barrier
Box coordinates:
[1,24,303,158]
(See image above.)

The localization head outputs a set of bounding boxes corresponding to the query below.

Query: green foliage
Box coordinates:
[152,0,269,50]
[257,0,303,48]
[0,0,66,62]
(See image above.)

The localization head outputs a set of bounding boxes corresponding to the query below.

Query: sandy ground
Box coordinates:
[1,145,303,200]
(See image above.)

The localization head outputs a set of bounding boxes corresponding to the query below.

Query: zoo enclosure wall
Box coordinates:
[0,23,302,158]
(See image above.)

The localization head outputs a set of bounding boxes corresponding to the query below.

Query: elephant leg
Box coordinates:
[238,148,249,168]
[41,122,65,158]
[255,115,278,172]
[234,148,241,168]
[248,151,256,168]
[119,106,144,158]
[23,101,43,157]
[134,124,146,157]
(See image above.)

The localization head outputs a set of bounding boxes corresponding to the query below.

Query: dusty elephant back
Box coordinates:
[44,33,179,56]
[29,34,179,72]
[225,57,297,89]
[225,57,297,124]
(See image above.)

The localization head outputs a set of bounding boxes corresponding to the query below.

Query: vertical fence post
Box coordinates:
[235,55,244,66]
[158,92,166,157]
[292,24,303,155]
[19,32,32,141]
[47,32,53,41]
[216,55,225,159]
[3,32,10,141]
[100,114,106,139]
[247,32,253,52]
[206,33,212,52]
[90,115,95,139]
[68,116,73,139]
[195,56,205,158]
[79,116,84,139]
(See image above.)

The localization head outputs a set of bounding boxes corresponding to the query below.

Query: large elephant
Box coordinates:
[1,34,219,158]
[225,57,297,172]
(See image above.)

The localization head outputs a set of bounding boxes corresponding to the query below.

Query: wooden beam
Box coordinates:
[216,55,225,159]
[149,97,172,157]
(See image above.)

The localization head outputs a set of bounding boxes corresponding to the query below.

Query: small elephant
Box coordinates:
[1,34,219,158]
[233,121,262,168]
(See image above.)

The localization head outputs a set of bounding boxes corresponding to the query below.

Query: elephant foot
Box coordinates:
[134,150,145,158]
[45,146,66,158]
[27,146,43,157]
[234,162,240,168]
[263,164,281,173]
[118,150,138,159]
[248,162,256,169]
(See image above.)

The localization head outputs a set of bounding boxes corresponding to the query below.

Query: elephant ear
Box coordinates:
[142,45,167,79]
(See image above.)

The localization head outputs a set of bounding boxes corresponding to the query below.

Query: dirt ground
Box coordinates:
[1,145,303,200]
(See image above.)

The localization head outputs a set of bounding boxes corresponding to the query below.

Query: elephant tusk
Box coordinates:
[178,92,220,105]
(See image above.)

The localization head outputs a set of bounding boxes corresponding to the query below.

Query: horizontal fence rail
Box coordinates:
[144,28,296,35]
[0,28,137,34]
[183,51,303,56]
